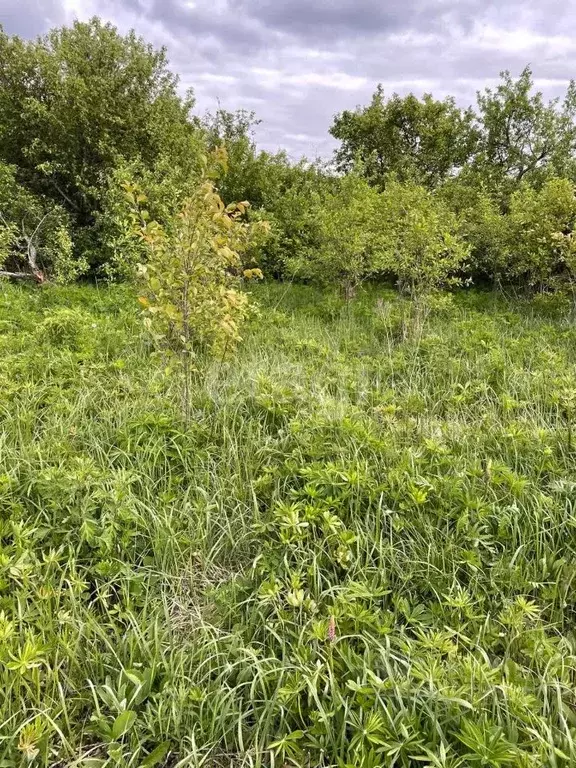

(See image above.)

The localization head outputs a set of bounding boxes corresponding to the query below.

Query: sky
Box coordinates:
[1,0,576,159]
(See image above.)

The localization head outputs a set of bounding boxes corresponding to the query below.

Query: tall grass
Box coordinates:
[1,281,576,766]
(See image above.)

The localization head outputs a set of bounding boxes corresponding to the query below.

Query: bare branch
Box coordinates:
[0,270,43,281]
[51,181,79,211]
[21,212,51,280]
[29,210,53,245]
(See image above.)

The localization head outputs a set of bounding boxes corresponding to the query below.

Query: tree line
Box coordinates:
[2,17,576,310]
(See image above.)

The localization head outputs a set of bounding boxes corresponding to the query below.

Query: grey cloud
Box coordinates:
[239,0,413,38]
[237,0,493,41]
[147,0,270,53]
[98,0,492,56]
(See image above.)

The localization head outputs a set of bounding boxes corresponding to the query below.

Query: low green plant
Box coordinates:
[1,281,576,766]
[38,307,92,349]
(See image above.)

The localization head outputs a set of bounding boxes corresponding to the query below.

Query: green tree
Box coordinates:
[378,180,470,297]
[330,87,478,189]
[130,149,268,418]
[253,160,329,278]
[552,186,576,313]
[0,17,202,273]
[286,173,382,299]
[474,67,576,196]
[202,108,264,206]
[93,150,207,281]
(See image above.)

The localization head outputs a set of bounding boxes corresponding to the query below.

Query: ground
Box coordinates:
[1,282,576,766]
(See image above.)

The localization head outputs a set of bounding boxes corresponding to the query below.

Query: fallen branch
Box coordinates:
[0,270,45,282]
[0,212,50,284]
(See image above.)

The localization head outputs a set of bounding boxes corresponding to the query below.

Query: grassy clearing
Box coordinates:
[2,282,576,766]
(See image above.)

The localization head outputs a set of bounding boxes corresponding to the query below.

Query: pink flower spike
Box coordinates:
[327,615,336,642]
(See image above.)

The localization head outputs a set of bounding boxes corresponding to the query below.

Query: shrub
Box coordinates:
[378,180,470,297]
[506,178,576,288]
[453,177,576,291]
[286,172,382,298]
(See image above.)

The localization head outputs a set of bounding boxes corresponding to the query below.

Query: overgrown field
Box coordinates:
[3,283,576,767]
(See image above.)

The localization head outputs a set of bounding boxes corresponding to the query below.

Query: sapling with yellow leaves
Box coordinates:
[126,149,268,419]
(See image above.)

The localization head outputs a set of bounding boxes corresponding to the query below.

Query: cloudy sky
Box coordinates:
[1,0,575,158]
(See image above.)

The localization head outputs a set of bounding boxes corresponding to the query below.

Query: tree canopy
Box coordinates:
[1,16,576,301]
[474,66,576,193]
[330,86,478,189]
[0,17,202,273]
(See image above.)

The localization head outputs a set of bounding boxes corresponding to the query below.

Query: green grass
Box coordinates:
[2,281,576,766]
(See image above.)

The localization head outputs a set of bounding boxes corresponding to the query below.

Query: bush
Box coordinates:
[506,178,576,288]
[285,172,382,298]
[378,180,470,296]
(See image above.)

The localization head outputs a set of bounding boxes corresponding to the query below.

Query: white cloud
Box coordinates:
[251,68,367,91]
[474,24,574,55]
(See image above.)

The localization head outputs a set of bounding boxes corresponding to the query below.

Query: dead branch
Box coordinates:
[0,270,44,282]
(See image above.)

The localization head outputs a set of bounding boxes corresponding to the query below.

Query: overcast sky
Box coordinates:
[1,0,575,158]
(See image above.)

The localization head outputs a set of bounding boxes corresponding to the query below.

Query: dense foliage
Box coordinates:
[0,18,202,278]
[474,67,576,194]
[0,161,77,281]
[1,17,576,300]
[2,283,576,766]
[285,173,381,296]
[330,87,478,188]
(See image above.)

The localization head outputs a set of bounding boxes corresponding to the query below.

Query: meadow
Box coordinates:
[2,282,576,766]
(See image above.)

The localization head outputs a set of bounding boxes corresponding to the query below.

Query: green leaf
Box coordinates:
[111,710,137,740]
[269,730,305,749]
[140,742,170,767]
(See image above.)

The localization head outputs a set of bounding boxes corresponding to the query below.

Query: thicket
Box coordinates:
[2,18,576,308]
[0,18,202,281]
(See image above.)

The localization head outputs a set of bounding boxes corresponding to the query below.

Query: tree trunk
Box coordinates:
[342,279,356,302]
